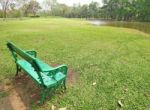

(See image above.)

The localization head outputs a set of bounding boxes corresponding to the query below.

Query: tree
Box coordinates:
[24,0,41,16]
[0,0,13,19]
[89,2,99,18]
[101,0,150,22]
[80,5,89,18]
[0,9,3,17]
[43,0,57,16]
[136,0,150,21]
[15,0,29,18]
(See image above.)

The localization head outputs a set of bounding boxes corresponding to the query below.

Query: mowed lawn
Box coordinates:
[0,18,150,110]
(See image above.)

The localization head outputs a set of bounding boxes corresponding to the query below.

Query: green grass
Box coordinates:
[0,18,150,110]
[0,91,8,98]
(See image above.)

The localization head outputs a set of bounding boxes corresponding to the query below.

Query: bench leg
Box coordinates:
[63,79,67,90]
[40,89,48,105]
[15,64,21,76]
[15,64,19,76]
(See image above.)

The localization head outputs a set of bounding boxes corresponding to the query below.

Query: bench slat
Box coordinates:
[17,60,57,88]
[36,59,53,72]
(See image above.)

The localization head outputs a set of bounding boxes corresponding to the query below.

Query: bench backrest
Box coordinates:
[7,42,35,62]
[7,42,45,86]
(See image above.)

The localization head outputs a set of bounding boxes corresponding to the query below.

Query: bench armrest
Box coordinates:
[25,50,37,57]
[48,64,68,76]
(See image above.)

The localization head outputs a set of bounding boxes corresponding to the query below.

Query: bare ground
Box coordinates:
[0,67,78,110]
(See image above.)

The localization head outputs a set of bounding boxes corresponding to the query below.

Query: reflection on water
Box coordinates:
[89,20,107,25]
[90,20,150,34]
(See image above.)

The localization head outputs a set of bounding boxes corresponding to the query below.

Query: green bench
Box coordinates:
[7,42,68,104]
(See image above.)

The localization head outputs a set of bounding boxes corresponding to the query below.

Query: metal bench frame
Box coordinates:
[7,42,68,104]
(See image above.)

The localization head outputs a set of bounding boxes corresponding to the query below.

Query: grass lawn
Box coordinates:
[0,17,150,110]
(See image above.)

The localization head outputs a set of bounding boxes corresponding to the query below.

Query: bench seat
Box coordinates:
[17,59,66,88]
[35,59,53,72]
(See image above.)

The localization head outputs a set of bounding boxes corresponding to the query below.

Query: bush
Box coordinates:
[29,15,40,18]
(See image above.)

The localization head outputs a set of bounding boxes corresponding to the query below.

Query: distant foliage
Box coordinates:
[0,0,41,18]
[0,0,149,22]
[42,0,150,22]
[101,0,150,22]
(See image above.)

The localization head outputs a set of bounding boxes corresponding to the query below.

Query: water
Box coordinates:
[90,20,150,34]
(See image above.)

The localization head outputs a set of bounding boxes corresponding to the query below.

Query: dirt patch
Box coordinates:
[67,68,78,86]
[12,74,40,108]
[0,67,78,110]
[0,78,27,110]
[0,96,13,110]
[0,84,3,91]
[9,86,27,110]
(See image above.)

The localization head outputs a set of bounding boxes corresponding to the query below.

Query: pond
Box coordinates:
[89,20,150,34]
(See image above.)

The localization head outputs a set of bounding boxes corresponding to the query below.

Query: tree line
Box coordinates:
[0,0,41,18]
[102,0,150,22]
[0,0,149,22]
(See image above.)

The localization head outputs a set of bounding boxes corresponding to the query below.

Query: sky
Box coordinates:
[38,0,103,6]
[58,0,103,6]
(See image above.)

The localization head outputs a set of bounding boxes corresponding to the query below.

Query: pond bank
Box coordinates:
[89,20,150,34]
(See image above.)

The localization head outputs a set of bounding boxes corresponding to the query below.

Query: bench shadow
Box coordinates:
[12,74,41,108]
[10,67,78,109]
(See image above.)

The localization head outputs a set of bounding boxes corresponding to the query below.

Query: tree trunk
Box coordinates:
[3,8,7,20]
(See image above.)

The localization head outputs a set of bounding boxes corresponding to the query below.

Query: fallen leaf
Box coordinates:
[124,88,128,92]
[144,92,149,97]
[0,85,3,91]
[51,104,56,110]
[118,100,123,107]
[4,79,11,86]
[92,82,96,86]
[36,100,40,104]
[17,82,22,85]
[30,93,36,98]
[59,107,67,110]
